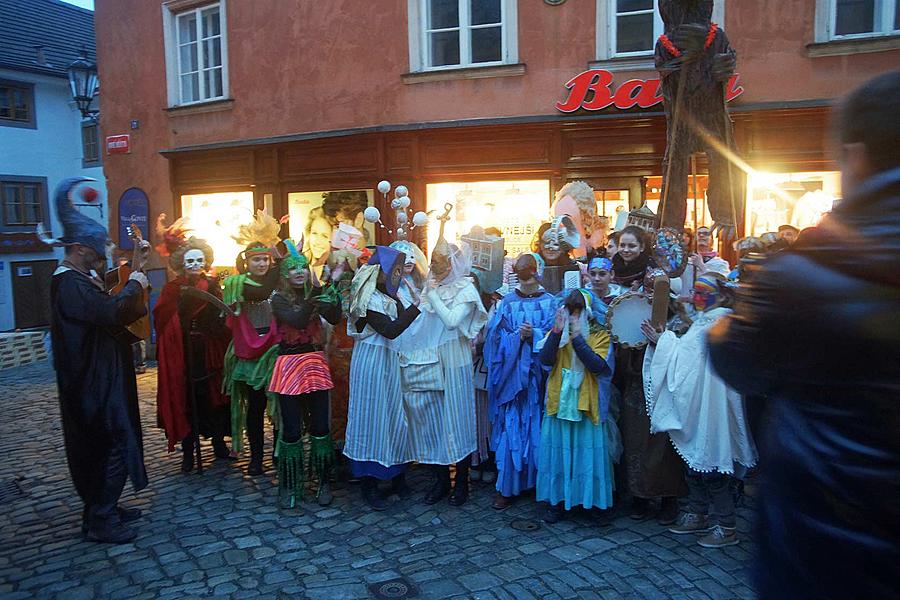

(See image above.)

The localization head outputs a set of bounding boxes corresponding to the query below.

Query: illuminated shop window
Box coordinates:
[425,180,551,257]
[644,175,713,231]
[287,189,375,253]
[180,191,254,266]
[745,171,839,237]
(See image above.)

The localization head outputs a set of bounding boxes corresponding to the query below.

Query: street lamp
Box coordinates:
[67,48,99,120]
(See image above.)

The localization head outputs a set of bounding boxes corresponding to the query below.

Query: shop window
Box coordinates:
[163,2,228,107]
[745,172,839,237]
[287,190,376,260]
[82,122,101,167]
[1,177,48,232]
[180,191,253,266]
[0,79,36,129]
[594,0,725,67]
[409,0,518,71]
[425,180,550,257]
[825,0,900,38]
[644,175,712,231]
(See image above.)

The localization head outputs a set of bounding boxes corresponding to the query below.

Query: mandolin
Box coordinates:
[105,223,151,340]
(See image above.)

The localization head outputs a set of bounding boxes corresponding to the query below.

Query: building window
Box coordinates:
[829,0,899,38]
[0,80,36,129]
[1,178,47,231]
[163,2,228,106]
[82,123,101,166]
[595,1,725,66]
[409,0,518,71]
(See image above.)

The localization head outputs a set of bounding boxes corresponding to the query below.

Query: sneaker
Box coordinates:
[668,512,711,535]
[697,525,739,548]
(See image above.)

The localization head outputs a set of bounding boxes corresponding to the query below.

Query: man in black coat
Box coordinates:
[707,72,900,598]
[47,178,151,543]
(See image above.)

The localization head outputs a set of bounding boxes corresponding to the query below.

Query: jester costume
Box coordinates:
[269,241,342,508]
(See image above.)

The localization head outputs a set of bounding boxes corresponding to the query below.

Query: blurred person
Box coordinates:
[606,231,621,259]
[708,72,900,599]
[777,224,799,245]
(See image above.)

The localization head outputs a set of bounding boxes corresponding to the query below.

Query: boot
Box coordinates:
[310,435,335,506]
[448,456,470,506]
[390,473,411,499]
[276,438,304,509]
[424,465,451,505]
[212,437,231,460]
[247,427,264,476]
[86,519,137,544]
[272,428,280,466]
[361,477,387,511]
[181,436,195,474]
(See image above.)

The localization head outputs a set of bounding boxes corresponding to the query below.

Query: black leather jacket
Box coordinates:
[708,168,900,599]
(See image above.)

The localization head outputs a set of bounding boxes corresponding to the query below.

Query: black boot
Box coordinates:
[212,437,231,460]
[424,465,451,505]
[361,477,387,511]
[181,436,195,473]
[448,456,471,507]
[390,473,411,499]
[247,427,264,476]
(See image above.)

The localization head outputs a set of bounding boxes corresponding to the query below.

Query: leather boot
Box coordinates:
[361,477,387,511]
[448,456,471,506]
[247,427,264,476]
[181,435,195,473]
[390,473,411,499]
[212,437,231,459]
[424,465,451,505]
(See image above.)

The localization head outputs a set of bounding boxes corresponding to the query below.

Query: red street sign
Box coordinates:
[556,69,744,113]
[106,134,131,155]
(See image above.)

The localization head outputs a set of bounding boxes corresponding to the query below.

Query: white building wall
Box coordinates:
[0,68,107,331]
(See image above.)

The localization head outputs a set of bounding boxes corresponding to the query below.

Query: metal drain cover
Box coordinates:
[369,578,418,599]
[510,519,541,531]
[0,479,25,503]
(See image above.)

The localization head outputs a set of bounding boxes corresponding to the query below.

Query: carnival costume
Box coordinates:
[343,246,421,510]
[153,216,232,471]
[46,178,148,543]
[484,253,557,505]
[269,241,342,508]
[222,211,282,476]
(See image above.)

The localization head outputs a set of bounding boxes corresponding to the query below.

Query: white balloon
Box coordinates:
[412,212,429,227]
[398,196,411,209]
[364,206,381,223]
[390,198,403,210]
[377,180,391,194]
[394,185,409,198]
[396,211,408,225]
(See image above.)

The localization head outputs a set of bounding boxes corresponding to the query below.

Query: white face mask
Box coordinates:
[184,249,206,274]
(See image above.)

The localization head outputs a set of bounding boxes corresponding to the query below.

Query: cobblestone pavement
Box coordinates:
[0,361,756,599]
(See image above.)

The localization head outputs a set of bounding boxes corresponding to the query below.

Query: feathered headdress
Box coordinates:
[232,209,282,252]
[280,239,309,278]
[37,177,109,256]
[155,213,190,257]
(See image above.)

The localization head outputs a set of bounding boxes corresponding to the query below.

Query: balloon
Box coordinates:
[412,212,428,227]
[390,198,403,210]
[398,196,411,209]
[395,185,409,198]
[364,207,381,223]
[81,187,99,203]
[377,180,391,195]
[396,211,408,225]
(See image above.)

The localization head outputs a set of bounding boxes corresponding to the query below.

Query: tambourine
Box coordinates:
[606,291,653,349]
[652,226,689,278]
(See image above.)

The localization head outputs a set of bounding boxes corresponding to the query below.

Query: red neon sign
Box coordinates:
[556,69,744,113]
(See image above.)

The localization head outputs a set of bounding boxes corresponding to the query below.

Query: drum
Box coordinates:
[606,291,653,349]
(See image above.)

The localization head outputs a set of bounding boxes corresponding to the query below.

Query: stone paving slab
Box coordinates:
[0,361,756,598]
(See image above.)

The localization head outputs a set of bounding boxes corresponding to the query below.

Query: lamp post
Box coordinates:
[67,48,99,121]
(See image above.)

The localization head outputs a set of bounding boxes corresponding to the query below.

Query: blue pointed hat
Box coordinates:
[45,177,109,256]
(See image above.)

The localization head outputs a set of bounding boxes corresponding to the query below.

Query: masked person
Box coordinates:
[47,178,149,543]
[398,236,488,506]
[153,216,232,472]
[484,253,557,510]
[222,211,283,476]
[268,241,342,508]
[389,240,428,307]
[537,289,617,523]
[343,246,421,510]
[642,275,757,548]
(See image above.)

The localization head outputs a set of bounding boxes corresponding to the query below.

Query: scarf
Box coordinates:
[542,316,610,425]
[612,251,651,287]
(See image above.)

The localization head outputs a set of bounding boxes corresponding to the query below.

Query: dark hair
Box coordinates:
[608,230,622,244]
[619,225,648,248]
[839,71,900,174]
[563,289,586,314]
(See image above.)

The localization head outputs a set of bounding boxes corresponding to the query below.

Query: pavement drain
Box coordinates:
[510,519,541,532]
[0,478,25,503]
[368,577,419,599]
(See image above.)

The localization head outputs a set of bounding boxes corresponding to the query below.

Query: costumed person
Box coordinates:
[611,225,686,523]
[552,181,605,260]
[587,257,623,303]
[400,230,488,507]
[484,253,557,510]
[153,215,232,472]
[642,274,757,548]
[469,273,497,484]
[389,239,428,306]
[268,241,342,508]
[537,216,581,294]
[46,177,149,543]
[343,246,421,510]
[222,210,282,476]
[536,289,617,523]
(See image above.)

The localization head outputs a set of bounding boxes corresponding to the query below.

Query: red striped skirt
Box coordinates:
[268,352,333,395]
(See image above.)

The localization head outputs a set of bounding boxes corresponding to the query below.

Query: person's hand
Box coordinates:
[552,308,567,333]
[134,240,151,270]
[689,253,707,273]
[519,321,534,340]
[128,271,149,290]
[640,319,662,345]
[568,314,582,337]
[631,279,641,291]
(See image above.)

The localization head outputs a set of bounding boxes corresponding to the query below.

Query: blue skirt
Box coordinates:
[350,460,408,481]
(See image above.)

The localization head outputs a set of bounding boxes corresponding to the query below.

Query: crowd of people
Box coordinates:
[45,72,899,598]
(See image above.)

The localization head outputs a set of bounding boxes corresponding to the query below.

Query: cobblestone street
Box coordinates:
[0,361,756,599]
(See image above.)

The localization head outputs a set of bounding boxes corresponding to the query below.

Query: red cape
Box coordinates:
[154,276,230,452]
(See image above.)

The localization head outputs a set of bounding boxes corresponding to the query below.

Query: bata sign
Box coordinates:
[556,69,744,113]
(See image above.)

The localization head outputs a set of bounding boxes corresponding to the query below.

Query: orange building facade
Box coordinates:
[94,0,900,263]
